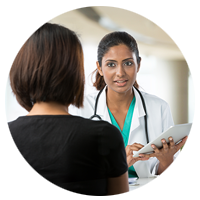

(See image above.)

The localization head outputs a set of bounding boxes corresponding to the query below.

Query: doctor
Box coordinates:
[69,31,187,178]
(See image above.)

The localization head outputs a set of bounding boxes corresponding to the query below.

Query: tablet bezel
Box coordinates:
[133,123,192,157]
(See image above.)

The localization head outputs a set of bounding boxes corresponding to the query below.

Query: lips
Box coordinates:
[116,80,126,83]
[114,79,127,83]
[114,80,128,87]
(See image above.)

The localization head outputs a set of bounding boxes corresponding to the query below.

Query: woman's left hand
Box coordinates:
[139,136,188,174]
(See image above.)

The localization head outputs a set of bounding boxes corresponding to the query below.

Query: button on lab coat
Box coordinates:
[69,86,177,177]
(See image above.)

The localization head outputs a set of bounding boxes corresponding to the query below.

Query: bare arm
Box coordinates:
[107,171,129,195]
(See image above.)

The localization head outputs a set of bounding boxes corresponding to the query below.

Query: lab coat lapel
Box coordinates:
[128,87,146,148]
[128,87,146,142]
[96,86,111,123]
[96,86,146,129]
[130,88,152,178]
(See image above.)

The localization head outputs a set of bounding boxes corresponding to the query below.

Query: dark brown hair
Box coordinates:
[10,23,85,111]
[93,31,140,90]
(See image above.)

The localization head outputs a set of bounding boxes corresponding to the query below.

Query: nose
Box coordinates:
[116,65,125,77]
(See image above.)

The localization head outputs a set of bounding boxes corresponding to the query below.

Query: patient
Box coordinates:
[8,23,129,195]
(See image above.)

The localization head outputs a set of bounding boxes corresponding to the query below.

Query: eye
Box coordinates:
[124,61,133,66]
[107,62,116,67]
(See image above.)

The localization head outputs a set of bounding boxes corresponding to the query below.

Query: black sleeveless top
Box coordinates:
[8,115,128,195]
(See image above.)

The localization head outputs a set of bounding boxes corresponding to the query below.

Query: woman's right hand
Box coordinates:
[126,143,149,167]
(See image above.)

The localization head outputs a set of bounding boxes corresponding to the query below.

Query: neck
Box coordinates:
[27,101,69,116]
[106,87,134,110]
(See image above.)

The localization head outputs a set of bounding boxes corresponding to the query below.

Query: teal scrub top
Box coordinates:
[108,97,138,178]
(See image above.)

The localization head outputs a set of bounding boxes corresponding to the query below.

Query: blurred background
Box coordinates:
[5,6,194,124]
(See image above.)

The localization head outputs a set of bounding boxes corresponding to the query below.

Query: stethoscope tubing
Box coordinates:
[90,86,149,144]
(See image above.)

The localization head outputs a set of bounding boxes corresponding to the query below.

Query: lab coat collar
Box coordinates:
[96,86,146,123]
[133,87,146,118]
[96,86,111,123]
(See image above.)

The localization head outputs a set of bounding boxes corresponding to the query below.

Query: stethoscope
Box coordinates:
[90,86,149,143]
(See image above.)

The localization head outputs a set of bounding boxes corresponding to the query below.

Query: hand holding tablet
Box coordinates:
[133,123,192,158]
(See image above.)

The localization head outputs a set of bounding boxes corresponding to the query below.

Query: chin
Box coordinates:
[112,86,133,94]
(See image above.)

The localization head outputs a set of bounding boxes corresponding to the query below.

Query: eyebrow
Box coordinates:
[105,57,133,62]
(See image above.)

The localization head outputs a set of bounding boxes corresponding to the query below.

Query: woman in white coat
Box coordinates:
[69,31,187,178]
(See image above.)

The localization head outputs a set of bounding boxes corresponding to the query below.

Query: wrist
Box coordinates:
[157,159,175,176]
[159,157,173,169]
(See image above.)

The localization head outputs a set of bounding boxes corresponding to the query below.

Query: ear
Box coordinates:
[137,57,141,73]
[96,61,103,76]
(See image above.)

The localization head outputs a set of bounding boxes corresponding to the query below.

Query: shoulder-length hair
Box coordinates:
[10,23,85,111]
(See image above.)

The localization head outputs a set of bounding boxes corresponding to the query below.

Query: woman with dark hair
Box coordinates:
[8,23,129,196]
[69,31,187,178]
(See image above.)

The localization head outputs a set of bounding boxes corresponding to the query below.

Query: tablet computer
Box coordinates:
[133,123,192,157]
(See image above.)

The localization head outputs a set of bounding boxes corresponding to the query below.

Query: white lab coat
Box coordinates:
[69,86,178,178]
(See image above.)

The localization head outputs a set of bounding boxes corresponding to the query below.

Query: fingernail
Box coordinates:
[151,145,155,148]
[169,137,173,141]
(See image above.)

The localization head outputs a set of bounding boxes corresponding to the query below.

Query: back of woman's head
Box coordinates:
[10,23,85,111]
[93,31,140,90]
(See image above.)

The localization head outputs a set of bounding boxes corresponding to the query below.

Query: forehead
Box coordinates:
[103,44,135,60]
